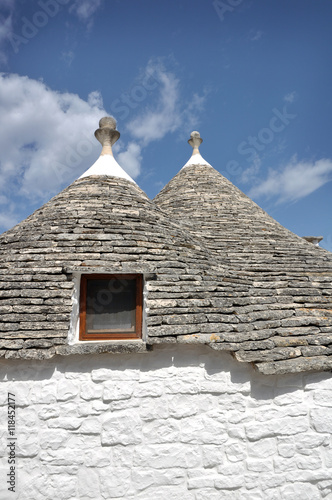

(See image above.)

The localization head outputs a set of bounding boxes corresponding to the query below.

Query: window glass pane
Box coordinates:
[86,278,136,333]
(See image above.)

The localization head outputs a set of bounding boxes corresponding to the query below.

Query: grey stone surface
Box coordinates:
[0,151,331,374]
[55,343,149,356]
[153,163,332,373]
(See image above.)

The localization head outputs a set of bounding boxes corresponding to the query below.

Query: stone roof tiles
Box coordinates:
[154,161,332,374]
[0,121,331,374]
[0,174,251,359]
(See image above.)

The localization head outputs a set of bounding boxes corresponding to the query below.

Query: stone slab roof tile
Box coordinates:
[153,161,332,374]
[1,123,331,374]
[0,174,250,360]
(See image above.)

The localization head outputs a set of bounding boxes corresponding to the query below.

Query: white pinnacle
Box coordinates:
[79,117,136,184]
[182,131,211,169]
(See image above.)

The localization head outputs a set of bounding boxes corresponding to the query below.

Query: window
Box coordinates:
[79,274,143,340]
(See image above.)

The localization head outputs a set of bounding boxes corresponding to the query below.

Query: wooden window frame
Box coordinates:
[79,274,143,341]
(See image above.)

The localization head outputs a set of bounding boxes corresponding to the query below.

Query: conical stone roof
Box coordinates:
[0,119,250,360]
[155,152,331,274]
[154,133,332,374]
[0,122,331,374]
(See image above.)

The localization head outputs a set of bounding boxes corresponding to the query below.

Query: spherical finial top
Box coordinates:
[99,116,117,130]
[188,130,203,155]
[95,116,120,155]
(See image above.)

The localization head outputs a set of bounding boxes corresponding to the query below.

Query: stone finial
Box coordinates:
[188,131,203,156]
[302,236,323,247]
[95,116,120,156]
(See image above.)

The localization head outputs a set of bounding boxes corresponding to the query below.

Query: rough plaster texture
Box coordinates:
[1,345,332,499]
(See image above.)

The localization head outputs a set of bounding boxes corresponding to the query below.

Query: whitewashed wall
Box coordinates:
[1,345,332,500]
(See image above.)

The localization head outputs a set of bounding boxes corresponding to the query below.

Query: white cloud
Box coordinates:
[70,0,103,22]
[127,60,207,146]
[249,157,332,203]
[0,72,151,232]
[284,91,297,103]
[117,143,142,179]
[61,50,75,67]
[123,60,207,179]
[181,92,207,134]
[88,90,103,108]
[240,154,261,184]
[0,73,106,201]
[127,65,181,145]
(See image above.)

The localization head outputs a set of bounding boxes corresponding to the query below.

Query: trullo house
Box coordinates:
[1,116,332,499]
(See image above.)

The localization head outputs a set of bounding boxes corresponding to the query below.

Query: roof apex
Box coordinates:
[78,116,136,183]
[182,152,212,169]
[79,154,136,183]
[182,131,211,169]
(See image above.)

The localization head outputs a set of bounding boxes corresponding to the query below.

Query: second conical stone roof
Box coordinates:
[154,132,332,374]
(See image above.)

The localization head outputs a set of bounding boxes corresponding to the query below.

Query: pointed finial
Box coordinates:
[188,131,203,156]
[95,116,120,156]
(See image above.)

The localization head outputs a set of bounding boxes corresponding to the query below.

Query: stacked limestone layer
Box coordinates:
[0,154,331,373]
[154,163,332,374]
[0,175,250,360]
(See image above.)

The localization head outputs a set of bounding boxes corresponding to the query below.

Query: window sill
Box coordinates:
[55,340,149,357]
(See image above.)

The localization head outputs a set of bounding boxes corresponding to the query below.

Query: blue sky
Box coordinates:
[0,0,331,251]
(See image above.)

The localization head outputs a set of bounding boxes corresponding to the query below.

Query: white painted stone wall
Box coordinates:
[1,344,332,500]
